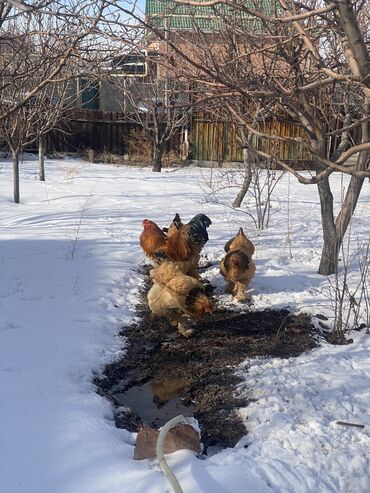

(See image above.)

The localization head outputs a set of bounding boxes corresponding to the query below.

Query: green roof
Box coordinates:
[145,0,274,31]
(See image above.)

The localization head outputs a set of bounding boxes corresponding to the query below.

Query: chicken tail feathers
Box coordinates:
[172,213,183,229]
[187,214,212,245]
[224,251,250,271]
[189,214,212,228]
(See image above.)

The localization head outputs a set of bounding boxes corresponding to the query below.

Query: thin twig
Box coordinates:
[336,421,365,429]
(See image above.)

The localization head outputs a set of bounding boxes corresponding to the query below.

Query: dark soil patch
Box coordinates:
[95,267,317,452]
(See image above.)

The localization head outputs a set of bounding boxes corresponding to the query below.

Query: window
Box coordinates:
[112,54,147,77]
[79,78,100,110]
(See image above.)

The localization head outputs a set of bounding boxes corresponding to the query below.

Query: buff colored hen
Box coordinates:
[220,227,256,302]
[148,261,213,336]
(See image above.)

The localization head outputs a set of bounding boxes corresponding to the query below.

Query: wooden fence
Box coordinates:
[192,117,313,163]
[48,110,143,154]
[47,109,313,164]
[192,120,243,162]
[257,120,313,161]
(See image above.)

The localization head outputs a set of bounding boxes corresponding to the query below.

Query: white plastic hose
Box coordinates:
[156,415,185,493]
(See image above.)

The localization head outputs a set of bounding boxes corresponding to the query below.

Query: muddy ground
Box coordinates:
[95,267,318,452]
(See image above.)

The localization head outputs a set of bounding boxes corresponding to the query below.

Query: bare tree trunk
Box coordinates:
[39,135,45,181]
[333,104,369,269]
[318,167,368,274]
[318,131,369,275]
[232,142,253,208]
[231,108,264,208]
[152,145,164,172]
[336,161,367,238]
[12,147,20,204]
[318,95,370,275]
[317,173,338,275]
[334,0,370,86]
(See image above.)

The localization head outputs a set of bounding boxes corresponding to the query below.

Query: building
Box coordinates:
[143,0,312,164]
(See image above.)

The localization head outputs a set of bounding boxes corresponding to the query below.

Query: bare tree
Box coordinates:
[139,0,370,274]
[0,0,112,123]
[0,105,34,203]
[0,27,38,202]
[0,0,142,199]
[28,81,75,181]
[111,58,192,171]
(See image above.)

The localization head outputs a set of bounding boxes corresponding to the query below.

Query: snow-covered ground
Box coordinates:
[0,156,369,493]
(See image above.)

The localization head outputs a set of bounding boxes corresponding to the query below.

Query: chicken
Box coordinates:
[140,213,212,277]
[159,213,212,276]
[224,226,255,258]
[220,227,256,302]
[148,261,213,336]
[139,219,167,263]
[149,260,185,287]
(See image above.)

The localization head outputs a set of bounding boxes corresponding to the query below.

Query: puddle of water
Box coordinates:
[150,374,188,401]
[114,376,194,428]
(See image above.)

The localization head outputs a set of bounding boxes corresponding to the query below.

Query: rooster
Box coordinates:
[140,213,212,277]
[220,227,256,302]
[159,213,212,277]
[148,261,213,336]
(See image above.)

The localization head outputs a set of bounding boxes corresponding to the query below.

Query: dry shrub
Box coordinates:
[127,128,152,162]
[100,149,127,165]
[163,148,181,167]
[84,147,129,166]
[86,147,95,163]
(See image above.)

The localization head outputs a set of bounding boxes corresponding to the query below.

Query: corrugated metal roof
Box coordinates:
[145,0,274,31]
